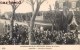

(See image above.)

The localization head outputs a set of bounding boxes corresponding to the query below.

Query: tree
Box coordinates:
[10,0,23,39]
[54,1,59,10]
[45,11,55,31]
[45,4,62,31]
[54,1,61,31]
[26,0,46,45]
[46,1,63,31]
[63,0,71,32]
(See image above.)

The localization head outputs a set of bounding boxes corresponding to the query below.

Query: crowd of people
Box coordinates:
[0,24,29,45]
[32,30,79,45]
[0,24,80,45]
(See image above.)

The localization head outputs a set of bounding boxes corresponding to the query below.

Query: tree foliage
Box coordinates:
[45,10,73,32]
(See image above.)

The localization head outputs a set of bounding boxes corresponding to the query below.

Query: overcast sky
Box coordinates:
[0,0,56,14]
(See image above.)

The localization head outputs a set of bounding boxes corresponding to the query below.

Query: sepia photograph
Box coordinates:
[0,0,80,45]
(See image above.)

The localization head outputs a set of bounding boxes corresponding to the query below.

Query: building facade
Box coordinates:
[57,0,78,11]
[56,0,80,31]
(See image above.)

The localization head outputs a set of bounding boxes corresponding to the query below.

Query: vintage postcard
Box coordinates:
[0,0,80,50]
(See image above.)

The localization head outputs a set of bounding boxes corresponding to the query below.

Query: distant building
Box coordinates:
[57,0,78,11]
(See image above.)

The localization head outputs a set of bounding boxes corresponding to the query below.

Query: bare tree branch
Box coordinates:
[26,0,35,11]
[10,0,24,10]
[39,0,46,4]
[16,0,24,8]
